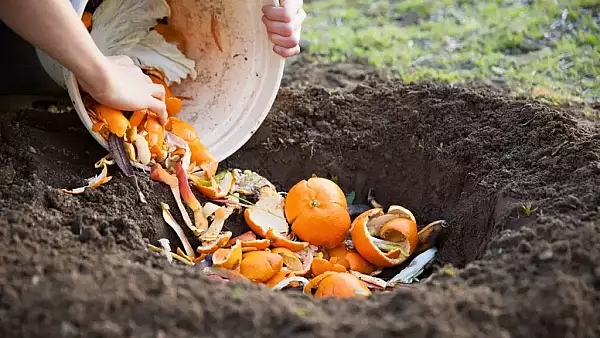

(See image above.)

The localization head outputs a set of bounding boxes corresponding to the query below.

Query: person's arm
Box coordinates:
[262,0,306,57]
[0,0,168,124]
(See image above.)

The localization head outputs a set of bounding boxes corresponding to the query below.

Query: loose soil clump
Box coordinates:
[1,66,600,337]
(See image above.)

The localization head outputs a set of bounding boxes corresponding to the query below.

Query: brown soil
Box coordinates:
[1,61,600,338]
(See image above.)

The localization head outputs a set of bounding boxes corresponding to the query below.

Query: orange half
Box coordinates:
[239,251,284,283]
[350,208,412,268]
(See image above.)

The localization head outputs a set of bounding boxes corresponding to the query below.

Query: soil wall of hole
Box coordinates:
[0,62,600,337]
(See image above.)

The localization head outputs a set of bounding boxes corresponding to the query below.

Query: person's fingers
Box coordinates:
[146,98,168,125]
[110,55,135,66]
[149,83,166,102]
[269,32,299,49]
[142,73,154,84]
[262,15,297,37]
[273,45,300,57]
[262,0,303,22]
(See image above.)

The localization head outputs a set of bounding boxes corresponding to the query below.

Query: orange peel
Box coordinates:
[311,253,347,276]
[145,115,164,150]
[239,251,284,283]
[176,162,209,235]
[191,170,234,200]
[367,204,417,236]
[240,239,271,251]
[244,186,289,238]
[199,206,235,242]
[82,11,93,30]
[93,104,130,138]
[155,23,187,53]
[327,245,375,275]
[61,159,112,194]
[160,202,195,259]
[304,272,371,298]
[271,248,304,272]
[265,271,291,288]
[151,163,197,235]
[212,240,243,270]
[285,177,351,248]
[129,109,147,128]
[166,97,183,116]
[265,229,309,252]
[196,231,233,254]
[226,231,257,247]
[350,208,417,268]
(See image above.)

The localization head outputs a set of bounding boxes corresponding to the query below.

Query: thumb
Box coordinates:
[146,98,168,125]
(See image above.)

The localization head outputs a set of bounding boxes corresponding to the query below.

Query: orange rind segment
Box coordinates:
[93,104,130,138]
[327,244,375,275]
[176,162,208,235]
[160,202,195,259]
[379,218,418,256]
[350,208,412,268]
[303,271,339,294]
[240,239,271,251]
[151,163,196,234]
[285,177,351,248]
[311,272,372,298]
[387,205,417,223]
[145,115,165,150]
[155,23,187,53]
[244,186,289,238]
[191,170,234,200]
[311,253,347,276]
[202,202,221,218]
[129,109,148,128]
[349,271,387,289]
[265,229,309,252]
[196,231,233,254]
[225,231,257,247]
[265,271,291,288]
[166,97,183,116]
[367,205,417,236]
[345,252,375,275]
[61,160,112,194]
[239,251,284,283]
[212,240,242,270]
[166,117,198,142]
[82,11,93,30]
[271,248,304,272]
[200,206,235,242]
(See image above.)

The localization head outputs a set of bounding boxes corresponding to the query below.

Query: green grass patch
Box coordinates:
[301,0,600,105]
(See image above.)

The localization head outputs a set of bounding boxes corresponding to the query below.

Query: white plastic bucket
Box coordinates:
[35,0,285,162]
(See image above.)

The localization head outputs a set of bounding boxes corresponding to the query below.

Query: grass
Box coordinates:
[301,0,600,106]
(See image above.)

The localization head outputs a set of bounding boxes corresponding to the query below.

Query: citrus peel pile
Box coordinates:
[142,174,450,299]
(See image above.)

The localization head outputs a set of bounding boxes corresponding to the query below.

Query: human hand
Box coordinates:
[77,55,168,125]
[262,0,306,57]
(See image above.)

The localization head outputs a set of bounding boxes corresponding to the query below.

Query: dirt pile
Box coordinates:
[1,68,600,337]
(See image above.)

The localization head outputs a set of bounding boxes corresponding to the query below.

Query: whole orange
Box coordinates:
[284,177,351,248]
